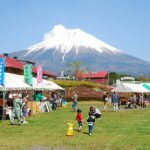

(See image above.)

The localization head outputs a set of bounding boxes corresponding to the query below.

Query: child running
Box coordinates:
[87,112,95,136]
[76,108,82,132]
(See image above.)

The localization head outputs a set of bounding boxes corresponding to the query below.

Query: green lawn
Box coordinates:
[0,102,150,150]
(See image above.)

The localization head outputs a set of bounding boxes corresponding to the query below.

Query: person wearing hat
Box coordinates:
[72,91,78,111]
[76,108,82,132]
[10,93,23,125]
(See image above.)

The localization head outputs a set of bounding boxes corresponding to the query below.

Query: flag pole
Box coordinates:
[1,58,6,121]
[2,89,6,121]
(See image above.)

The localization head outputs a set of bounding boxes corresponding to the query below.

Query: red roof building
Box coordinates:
[80,71,108,84]
[32,67,56,78]
[0,55,56,78]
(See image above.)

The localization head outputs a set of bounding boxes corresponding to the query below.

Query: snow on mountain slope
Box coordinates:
[25,25,122,59]
[10,25,150,76]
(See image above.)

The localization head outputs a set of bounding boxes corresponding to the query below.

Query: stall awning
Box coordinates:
[112,82,150,93]
[0,73,64,91]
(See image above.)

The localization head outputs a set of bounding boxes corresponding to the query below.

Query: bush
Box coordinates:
[53,80,99,88]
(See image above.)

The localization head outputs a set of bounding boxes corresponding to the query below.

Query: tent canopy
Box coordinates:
[0,73,64,91]
[112,82,150,93]
[32,78,65,91]
[0,73,32,91]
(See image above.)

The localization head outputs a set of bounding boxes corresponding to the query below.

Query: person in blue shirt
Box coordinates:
[112,92,119,112]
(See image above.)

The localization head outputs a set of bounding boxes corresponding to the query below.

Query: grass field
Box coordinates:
[0,101,150,150]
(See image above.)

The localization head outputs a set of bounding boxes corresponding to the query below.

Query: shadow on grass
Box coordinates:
[73,129,78,131]
[9,123,21,126]
[73,129,89,135]
[82,131,89,135]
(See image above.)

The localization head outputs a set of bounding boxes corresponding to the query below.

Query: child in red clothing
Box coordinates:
[76,108,82,132]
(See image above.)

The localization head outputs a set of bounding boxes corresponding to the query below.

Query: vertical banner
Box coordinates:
[0,58,5,86]
[24,64,33,86]
[37,65,43,83]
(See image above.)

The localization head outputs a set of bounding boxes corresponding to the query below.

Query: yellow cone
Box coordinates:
[66,123,74,136]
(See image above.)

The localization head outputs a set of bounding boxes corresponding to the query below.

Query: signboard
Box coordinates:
[121,76,134,81]
[0,58,5,86]
[37,65,43,83]
[24,64,33,86]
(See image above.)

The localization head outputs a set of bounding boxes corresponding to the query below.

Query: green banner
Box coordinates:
[24,64,33,86]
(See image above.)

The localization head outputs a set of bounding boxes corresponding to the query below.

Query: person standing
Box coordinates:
[87,112,95,136]
[52,93,57,110]
[89,106,95,116]
[76,108,83,132]
[103,92,108,111]
[22,94,29,124]
[10,93,22,125]
[34,91,43,102]
[139,93,144,108]
[7,92,14,121]
[72,91,78,111]
[112,92,119,112]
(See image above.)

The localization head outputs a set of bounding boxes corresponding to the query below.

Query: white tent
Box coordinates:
[0,73,32,91]
[0,73,64,91]
[32,78,65,91]
[10,73,64,91]
[112,82,150,93]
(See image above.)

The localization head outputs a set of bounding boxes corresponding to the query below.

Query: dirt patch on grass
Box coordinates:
[29,145,74,150]
[29,145,50,150]
[66,86,112,101]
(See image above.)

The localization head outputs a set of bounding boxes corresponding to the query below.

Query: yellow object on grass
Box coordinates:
[66,123,74,136]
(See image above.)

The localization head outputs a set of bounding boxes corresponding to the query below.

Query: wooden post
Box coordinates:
[2,89,6,121]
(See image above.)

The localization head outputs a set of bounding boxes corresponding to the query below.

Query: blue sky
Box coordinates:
[0,0,150,62]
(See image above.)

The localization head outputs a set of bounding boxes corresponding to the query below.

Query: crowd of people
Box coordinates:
[3,90,65,125]
[5,92,30,125]
[72,91,102,136]
[75,106,102,136]
[102,91,149,112]
[125,93,148,109]
[33,91,63,111]
[2,89,149,136]
[102,91,120,112]
[73,90,149,136]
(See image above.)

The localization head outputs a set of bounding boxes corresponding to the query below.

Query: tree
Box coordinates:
[108,72,133,85]
[66,61,83,80]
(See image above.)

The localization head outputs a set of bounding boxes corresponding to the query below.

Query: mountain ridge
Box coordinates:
[9,25,150,77]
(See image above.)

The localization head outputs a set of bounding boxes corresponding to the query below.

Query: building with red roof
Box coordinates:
[80,71,108,84]
[0,54,56,78]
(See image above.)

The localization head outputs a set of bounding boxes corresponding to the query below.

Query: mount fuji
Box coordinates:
[10,25,150,76]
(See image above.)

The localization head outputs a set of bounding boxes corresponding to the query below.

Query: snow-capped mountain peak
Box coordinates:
[26,25,122,57]
[10,25,150,76]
